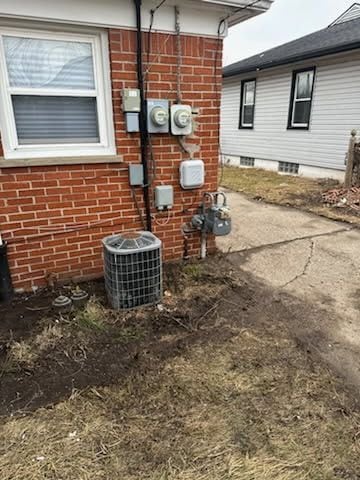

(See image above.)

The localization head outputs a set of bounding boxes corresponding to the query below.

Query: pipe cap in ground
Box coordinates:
[52,295,72,313]
[71,289,89,308]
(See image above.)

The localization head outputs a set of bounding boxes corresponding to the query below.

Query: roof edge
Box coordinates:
[223,41,360,77]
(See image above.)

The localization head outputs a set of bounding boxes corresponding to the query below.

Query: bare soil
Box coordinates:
[220,166,360,225]
[0,257,359,479]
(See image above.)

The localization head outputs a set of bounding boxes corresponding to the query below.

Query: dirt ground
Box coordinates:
[220,166,360,225]
[1,258,360,480]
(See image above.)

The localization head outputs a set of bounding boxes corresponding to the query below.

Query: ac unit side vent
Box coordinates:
[278,161,299,174]
[103,231,162,310]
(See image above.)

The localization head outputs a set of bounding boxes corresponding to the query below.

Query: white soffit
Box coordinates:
[0,0,274,36]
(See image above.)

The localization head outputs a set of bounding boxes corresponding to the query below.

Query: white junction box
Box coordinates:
[180,159,204,190]
[155,185,174,210]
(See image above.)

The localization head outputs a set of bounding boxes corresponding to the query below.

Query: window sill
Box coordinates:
[287,125,310,131]
[0,154,124,168]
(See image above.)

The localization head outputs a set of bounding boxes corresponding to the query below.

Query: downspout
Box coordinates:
[0,234,13,302]
[134,0,152,232]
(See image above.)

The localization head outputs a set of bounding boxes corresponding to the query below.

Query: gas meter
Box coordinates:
[191,192,231,236]
[147,99,169,133]
[171,104,193,135]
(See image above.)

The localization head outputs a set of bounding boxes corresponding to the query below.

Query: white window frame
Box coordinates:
[0,23,115,160]
[240,79,256,128]
[290,68,315,129]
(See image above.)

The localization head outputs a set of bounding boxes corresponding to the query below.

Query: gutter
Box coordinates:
[223,41,360,77]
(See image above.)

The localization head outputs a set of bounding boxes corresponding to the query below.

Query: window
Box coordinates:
[239,79,256,128]
[278,161,299,174]
[0,25,115,160]
[288,67,315,129]
[240,156,255,167]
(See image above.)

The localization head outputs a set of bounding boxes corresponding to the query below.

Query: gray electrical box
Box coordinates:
[155,185,174,210]
[147,99,169,134]
[122,88,141,112]
[129,164,144,186]
[125,112,140,133]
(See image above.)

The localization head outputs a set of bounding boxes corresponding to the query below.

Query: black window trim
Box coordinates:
[239,77,256,129]
[287,66,316,130]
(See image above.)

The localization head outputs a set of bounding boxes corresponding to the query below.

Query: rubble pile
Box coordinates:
[322,187,360,212]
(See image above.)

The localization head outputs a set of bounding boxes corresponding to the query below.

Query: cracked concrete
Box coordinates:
[217,191,360,391]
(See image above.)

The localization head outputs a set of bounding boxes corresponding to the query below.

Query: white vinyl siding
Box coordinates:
[0,25,115,160]
[221,50,360,171]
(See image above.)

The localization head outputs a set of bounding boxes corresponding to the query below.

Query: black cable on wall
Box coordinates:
[134,0,152,232]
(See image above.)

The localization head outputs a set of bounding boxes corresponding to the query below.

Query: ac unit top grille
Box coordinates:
[102,231,161,254]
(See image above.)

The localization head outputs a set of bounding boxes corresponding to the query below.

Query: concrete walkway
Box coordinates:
[218,191,360,390]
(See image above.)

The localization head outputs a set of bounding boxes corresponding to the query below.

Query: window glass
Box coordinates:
[244,81,255,104]
[293,101,311,125]
[240,79,256,128]
[296,71,313,99]
[3,36,95,90]
[243,105,254,125]
[12,95,99,144]
[289,68,315,128]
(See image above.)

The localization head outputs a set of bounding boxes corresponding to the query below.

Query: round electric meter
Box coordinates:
[174,109,192,128]
[151,106,169,126]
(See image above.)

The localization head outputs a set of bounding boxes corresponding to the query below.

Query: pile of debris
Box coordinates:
[322,187,360,212]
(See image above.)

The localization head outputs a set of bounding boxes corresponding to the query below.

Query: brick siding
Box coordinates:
[0,29,222,291]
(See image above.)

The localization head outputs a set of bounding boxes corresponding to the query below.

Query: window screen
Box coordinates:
[288,68,315,129]
[240,79,256,128]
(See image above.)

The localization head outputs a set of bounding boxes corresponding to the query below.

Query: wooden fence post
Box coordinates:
[344,129,357,188]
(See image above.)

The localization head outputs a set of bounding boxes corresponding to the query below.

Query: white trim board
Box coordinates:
[0,23,115,160]
[0,0,228,37]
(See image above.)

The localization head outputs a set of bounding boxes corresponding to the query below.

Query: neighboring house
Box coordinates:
[221,3,360,180]
[0,0,273,291]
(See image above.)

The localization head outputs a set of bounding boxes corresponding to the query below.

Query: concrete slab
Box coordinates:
[218,191,360,390]
[218,190,348,252]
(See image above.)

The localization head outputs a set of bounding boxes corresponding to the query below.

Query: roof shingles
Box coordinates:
[223,16,360,78]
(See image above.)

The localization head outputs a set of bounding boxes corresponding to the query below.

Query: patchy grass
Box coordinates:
[1,324,359,480]
[220,166,360,225]
[74,298,106,331]
[0,259,360,479]
[1,324,64,374]
[183,263,205,281]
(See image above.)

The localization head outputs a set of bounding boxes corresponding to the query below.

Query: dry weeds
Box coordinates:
[1,308,359,479]
[4,324,64,370]
[220,166,360,225]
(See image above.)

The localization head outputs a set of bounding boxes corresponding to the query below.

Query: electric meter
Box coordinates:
[174,109,191,128]
[171,104,193,135]
[147,99,169,133]
[151,106,169,127]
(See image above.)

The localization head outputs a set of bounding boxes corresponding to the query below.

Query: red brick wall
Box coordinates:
[0,29,222,291]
